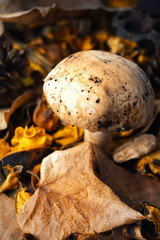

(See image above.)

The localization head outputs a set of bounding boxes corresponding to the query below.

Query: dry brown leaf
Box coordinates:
[0,193,24,240]
[0,0,121,25]
[123,224,146,240]
[0,90,37,130]
[18,142,144,240]
[113,134,157,163]
[1,147,53,171]
[33,100,60,132]
[0,20,4,36]
[95,147,160,208]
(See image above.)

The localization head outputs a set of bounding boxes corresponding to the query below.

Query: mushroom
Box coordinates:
[43,50,154,155]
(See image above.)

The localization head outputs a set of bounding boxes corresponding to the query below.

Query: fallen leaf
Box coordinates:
[113,134,157,163]
[11,125,53,151]
[0,165,23,192]
[0,0,130,25]
[95,228,129,240]
[18,142,144,240]
[0,139,11,159]
[95,147,160,208]
[0,90,37,130]
[52,124,84,148]
[0,20,4,36]
[30,163,41,189]
[137,151,160,175]
[33,100,60,132]
[16,188,33,216]
[0,193,24,240]
[1,147,53,171]
[123,224,146,240]
[145,204,160,236]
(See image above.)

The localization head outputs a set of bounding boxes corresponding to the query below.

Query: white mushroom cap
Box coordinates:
[43,50,154,132]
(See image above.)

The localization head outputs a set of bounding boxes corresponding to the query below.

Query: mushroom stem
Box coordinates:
[84,130,113,156]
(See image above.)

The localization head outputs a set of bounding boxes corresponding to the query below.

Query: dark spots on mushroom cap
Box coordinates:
[103,59,112,64]
[97,120,102,129]
[60,100,62,103]
[122,85,127,91]
[68,112,71,115]
[96,98,100,103]
[81,90,84,92]
[68,55,73,59]
[49,77,53,80]
[89,77,94,82]
[54,79,57,81]
[89,77,102,84]
[86,98,89,100]
[94,77,102,84]
[99,119,113,129]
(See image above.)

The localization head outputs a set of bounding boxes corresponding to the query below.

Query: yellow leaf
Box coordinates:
[52,124,84,147]
[137,151,160,175]
[11,125,53,152]
[81,36,95,50]
[145,204,160,237]
[16,188,33,216]
[0,139,10,159]
[0,165,23,193]
[113,129,134,138]
[31,164,41,190]
[105,0,140,8]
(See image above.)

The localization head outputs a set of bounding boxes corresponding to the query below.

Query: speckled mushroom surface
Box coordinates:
[43,50,154,132]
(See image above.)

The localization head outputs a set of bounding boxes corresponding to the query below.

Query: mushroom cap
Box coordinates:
[43,50,154,132]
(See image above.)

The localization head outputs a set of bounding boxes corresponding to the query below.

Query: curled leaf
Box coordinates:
[113,134,157,163]
[33,100,60,132]
[0,139,11,159]
[30,164,41,190]
[0,90,37,130]
[52,124,84,148]
[2,147,53,171]
[11,125,53,151]
[0,0,141,26]
[16,188,33,216]
[18,143,144,240]
[137,151,160,175]
[145,205,160,236]
[0,165,23,192]
[123,224,146,240]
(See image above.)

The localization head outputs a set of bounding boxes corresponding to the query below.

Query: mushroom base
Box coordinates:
[84,130,113,156]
